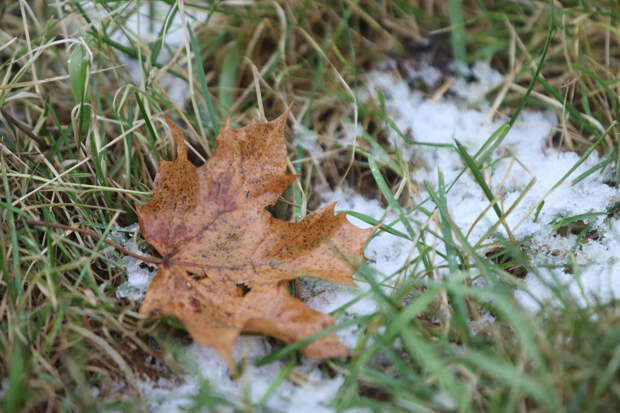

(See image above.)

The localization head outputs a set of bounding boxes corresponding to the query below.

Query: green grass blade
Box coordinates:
[368,157,414,239]
[550,122,616,193]
[454,139,503,219]
[448,0,466,74]
[187,22,219,138]
[218,42,239,113]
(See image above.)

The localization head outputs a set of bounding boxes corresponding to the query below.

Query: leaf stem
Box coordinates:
[26,220,164,265]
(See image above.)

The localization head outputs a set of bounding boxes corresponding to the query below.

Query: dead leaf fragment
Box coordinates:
[137,111,373,369]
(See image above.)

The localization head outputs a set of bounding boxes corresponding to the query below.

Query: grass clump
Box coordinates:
[1,1,620,412]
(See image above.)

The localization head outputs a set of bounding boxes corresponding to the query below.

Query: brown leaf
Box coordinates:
[137,111,373,369]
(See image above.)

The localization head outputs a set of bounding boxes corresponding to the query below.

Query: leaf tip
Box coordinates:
[272,106,290,130]
[302,332,350,360]
[164,116,187,160]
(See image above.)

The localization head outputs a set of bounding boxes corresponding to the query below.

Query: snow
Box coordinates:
[514,219,620,308]
[450,61,504,101]
[113,59,619,411]
[139,336,348,413]
[110,223,156,301]
[403,59,443,88]
[293,124,323,156]
[361,63,618,313]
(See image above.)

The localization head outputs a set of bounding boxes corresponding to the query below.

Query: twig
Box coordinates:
[0,108,50,149]
[26,220,164,265]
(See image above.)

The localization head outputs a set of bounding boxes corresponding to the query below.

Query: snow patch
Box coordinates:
[450,61,504,102]
[358,62,618,311]
[110,223,156,301]
[140,336,352,413]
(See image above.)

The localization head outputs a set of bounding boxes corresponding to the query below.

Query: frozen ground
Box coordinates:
[113,60,619,411]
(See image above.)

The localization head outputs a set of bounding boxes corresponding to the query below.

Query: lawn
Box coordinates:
[1,1,620,412]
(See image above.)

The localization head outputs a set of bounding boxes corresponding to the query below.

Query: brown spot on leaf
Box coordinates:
[189,296,202,313]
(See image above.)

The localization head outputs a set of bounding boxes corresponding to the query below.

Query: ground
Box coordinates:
[1,1,620,412]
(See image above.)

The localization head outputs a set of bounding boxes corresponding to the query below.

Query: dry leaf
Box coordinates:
[137,111,373,369]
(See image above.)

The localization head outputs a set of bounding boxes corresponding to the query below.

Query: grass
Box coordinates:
[1,0,620,411]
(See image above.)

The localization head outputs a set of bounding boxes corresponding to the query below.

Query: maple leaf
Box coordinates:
[137,111,373,369]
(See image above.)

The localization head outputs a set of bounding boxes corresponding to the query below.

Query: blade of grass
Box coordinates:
[218,41,239,113]
[424,173,473,341]
[368,157,414,240]
[187,21,219,138]
[134,91,159,145]
[448,0,466,75]
[454,139,502,219]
